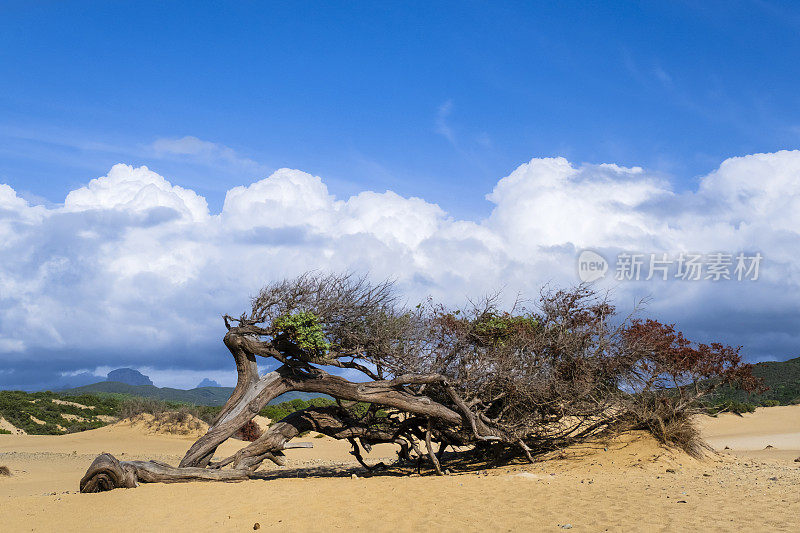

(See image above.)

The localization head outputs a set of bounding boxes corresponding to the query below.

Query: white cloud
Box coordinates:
[65,163,209,222]
[151,136,265,173]
[2,151,800,387]
[340,191,445,248]
[486,157,672,254]
[0,183,30,211]
[222,168,337,230]
[152,136,223,156]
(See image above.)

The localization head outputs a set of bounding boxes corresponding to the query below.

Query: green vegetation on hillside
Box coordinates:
[60,381,328,407]
[0,389,337,435]
[61,381,236,406]
[0,390,118,434]
[4,356,795,434]
[706,356,800,413]
[260,397,335,421]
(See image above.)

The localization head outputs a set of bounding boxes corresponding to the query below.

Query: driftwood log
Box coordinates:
[79,273,757,492]
[79,453,251,492]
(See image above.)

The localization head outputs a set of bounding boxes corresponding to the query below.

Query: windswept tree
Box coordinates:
[80,273,758,492]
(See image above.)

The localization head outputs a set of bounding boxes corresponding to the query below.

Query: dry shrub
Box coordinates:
[234,419,262,441]
[222,273,760,463]
[640,410,705,458]
[0,465,11,476]
[119,397,169,419]
[142,411,207,435]
[119,397,217,425]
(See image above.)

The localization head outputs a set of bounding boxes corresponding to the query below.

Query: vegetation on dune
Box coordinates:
[9,272,793,496]
[116,396,220,425]
[59,381,328,407]
[0,390,118,435]
[112,395,342,427]
[0,388,339,436]
[706,356,800,411]
[207,275,759,468]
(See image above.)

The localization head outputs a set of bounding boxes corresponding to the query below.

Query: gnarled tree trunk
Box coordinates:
[80,329,479,492]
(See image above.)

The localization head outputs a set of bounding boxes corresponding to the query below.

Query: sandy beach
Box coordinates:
[2,406,799,532]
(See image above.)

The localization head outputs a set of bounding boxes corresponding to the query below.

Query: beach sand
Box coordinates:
[2,406,799,532]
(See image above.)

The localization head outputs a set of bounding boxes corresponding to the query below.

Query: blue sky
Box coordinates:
[2,1,800,389]
[4,1,800,216]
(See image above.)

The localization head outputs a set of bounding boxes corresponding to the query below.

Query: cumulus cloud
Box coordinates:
[486,157,669,253]
[1,152,799,388]
[65,164,209,221]
[222,168,337,231]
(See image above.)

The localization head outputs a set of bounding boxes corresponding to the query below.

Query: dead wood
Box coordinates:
[80,453,251,493]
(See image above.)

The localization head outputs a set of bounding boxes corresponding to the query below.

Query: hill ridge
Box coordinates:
[60,381,327,406]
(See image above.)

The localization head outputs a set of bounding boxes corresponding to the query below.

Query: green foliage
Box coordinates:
[0,428,11,435]
[272,311,330,358]
[705,400,757,416]
[0,389,340,436]
[260,397,335,422]
[0,390,222,434]
[708,355,800,408]
[344,401,387,419]
[0,390,116,435]
[61,382,234,406]
[61,393,121,415]
[258,397,387,427]
[473,313,539,345]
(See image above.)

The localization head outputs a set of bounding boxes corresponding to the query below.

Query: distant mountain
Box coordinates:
[106,368,153,386]
[197,378,222,388]
[63,382,233,405]
[60,381,328,406]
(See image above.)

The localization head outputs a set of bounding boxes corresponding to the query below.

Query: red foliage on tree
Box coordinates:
[621,318,761,397]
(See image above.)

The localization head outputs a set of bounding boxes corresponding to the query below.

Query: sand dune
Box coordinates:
[698,405,800,464]
[117,413,210,438]
[2,406,799,532]
[700,405,800,450]
[1,417,26,435]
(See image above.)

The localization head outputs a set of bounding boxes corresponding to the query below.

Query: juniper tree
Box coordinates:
[81,272,757,492]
